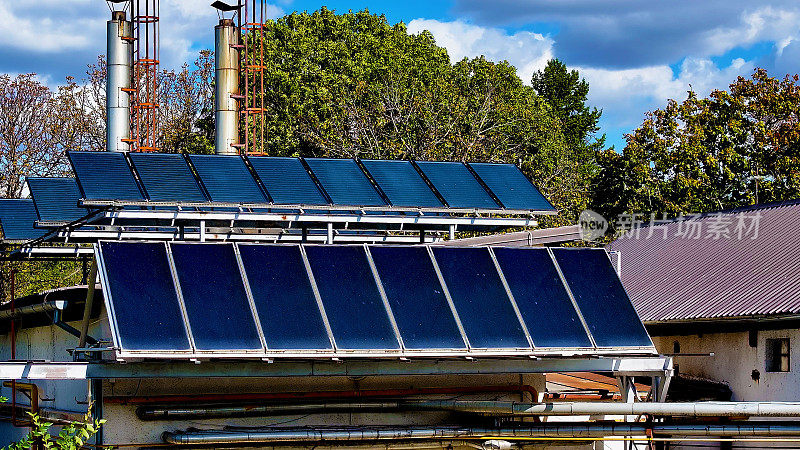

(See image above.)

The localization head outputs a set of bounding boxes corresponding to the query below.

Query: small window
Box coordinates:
[766,338,790,372]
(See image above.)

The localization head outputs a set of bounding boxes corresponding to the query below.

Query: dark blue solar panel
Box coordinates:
[304,245,399,350]
[129,153,207,202]
[170,243,262,351]
[369,246,465,349]
[492,247,592,348]
[99,242,191,351]
[27,178,86,222]
[248,157,328,205]
[188,155,267,203]
[361,160,443,208]
[238,244,331,350]
[68,151,143,200]
[431,247,529,349]
[414,161,499,209]
[470,163,554,211]
[304,158,387,206]
[551,248,653,348]
[0,199,41,241]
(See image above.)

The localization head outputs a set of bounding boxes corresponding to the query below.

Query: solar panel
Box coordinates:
[248,157,328,205]
[98,242,191,351]
[431,247,529,349]
[170,243,263,351]
[304,245,399,350]
[492,247,593,348]
[551,248,652,348]
[369,246,465,349]
[469,163,554,211]
[0,199,41,241]
[361,160,443,208]
[414,161,499,209]
[129,153,207,202]
[238,244,332,350]
[27,177,86,223]
[68,151,143,200]
[188,155,267,203]
[304,158,387,207]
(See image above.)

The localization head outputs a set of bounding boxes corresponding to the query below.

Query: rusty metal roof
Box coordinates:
[608,200,800,322]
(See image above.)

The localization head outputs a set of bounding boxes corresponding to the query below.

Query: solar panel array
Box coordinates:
[67,151,554,212]
[97,242,653,359]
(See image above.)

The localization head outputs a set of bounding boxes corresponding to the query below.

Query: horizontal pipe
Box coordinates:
[109,385,539,405]
[138,400,800,421]
[409,400,800,417]
[163,424,800,445]
[0,301,66,321]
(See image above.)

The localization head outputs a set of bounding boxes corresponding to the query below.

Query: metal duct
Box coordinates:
[140,400,800,421]
[409,400,800,417]
[106,11,132,152]
[214,18,240,155]
[163,424,800,445]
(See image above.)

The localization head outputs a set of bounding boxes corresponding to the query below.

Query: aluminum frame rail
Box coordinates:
[0,356,673,379]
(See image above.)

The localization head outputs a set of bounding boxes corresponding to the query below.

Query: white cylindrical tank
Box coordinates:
[215,18,240,155]
[106,10,132,152]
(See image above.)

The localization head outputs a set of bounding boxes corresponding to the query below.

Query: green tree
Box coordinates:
[530,59,604,152]
[249,8,597,224]
[592,68,800,227]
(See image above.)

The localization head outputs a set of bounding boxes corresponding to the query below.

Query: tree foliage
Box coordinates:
[592,68,800,224]
[251,8,598,224]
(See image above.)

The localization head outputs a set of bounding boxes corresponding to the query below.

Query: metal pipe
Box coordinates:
[163,424,800,444]
[106,11,132,152]
[0,301,66,321]
[407,400,800,418]
[107,385,539,405]
[139,400,800,421]
[215,18,240,155]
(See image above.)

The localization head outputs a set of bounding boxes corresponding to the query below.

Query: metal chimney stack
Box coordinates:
[215,18,240,155]
[106,11,132,152]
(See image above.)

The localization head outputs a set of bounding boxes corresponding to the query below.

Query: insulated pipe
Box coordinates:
[163,424,800,444]
[139,400,800,421]
[0,301,66,321]
[215,18,240,155]
[408,400,800,418]
[106,11,132,152]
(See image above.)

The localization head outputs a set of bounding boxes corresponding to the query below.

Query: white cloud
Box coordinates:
[0,1,103,53]
[407,19,554,83]
[580,58,754,130]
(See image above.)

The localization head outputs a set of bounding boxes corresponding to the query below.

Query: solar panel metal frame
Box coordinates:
[167,242,266,355]
[95,241,195,356]
[549,247,655,350]
[97,242,656,361]
[27,177,89,225]
[236,243,335,353]
[301,244,402,354]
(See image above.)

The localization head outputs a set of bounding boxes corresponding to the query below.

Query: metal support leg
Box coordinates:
[79,260,98,349]
[199,220,206,242]
[326,223,334,244]
[90,379,103,447]
[449,224,455,240]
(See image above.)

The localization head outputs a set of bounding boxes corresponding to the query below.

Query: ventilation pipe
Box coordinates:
[106,11,132,152]
[215,18,240,155]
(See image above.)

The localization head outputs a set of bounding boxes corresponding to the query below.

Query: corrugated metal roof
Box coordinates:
[608,200,800,322]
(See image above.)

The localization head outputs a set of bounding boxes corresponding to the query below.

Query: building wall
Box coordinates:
[652,327,799,402]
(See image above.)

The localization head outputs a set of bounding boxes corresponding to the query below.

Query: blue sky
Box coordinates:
[3,0,800,149]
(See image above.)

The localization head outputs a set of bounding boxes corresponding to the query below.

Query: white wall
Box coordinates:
[653,328,800,402]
